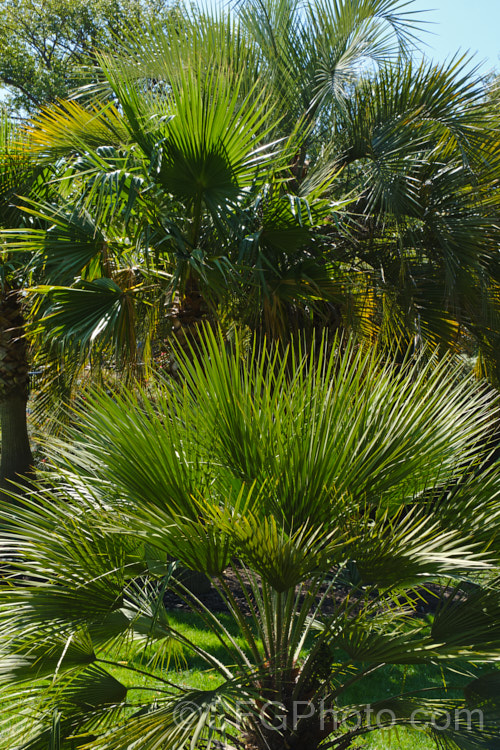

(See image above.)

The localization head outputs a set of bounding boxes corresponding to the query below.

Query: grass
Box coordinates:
[356,729,435,749]
[103,609,459,750]
[1,609,488,749]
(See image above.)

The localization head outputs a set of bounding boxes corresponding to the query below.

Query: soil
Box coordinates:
[163,568,451,617]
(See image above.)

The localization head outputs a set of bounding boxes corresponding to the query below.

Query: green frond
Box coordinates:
[30,278,140,363]
[29,100,130,157]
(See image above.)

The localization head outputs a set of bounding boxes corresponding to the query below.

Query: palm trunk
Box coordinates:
[0,288,33,494]
[0,393,33,492]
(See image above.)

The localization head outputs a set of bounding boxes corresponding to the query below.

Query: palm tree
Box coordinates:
[3,0,430,354]
[7,37,284,358]
[320,58,500,370]
[234,0,500,363]
[2,329,500,749]
[9,1,500,368]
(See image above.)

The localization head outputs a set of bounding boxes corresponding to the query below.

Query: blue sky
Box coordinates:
[411,0,500,73]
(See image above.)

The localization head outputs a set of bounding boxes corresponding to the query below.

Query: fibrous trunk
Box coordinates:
[0,288,33,494]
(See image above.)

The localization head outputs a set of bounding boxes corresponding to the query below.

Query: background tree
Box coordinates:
[0,0,171,114]
[322,59,500,371]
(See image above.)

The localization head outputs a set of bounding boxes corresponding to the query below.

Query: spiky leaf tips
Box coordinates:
[2,330,500,749]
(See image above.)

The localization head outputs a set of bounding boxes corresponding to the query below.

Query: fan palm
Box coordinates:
[2,329,500,749]
[320,58,500,370]
[9,47,285,354]
[11,2,500,363]
[223,0,500,360]
[3,0,428,359]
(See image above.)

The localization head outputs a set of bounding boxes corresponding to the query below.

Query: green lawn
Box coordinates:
[0,609,481,749]
[105,610,452,750]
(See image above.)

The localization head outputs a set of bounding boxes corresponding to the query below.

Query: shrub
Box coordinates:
[2,331,500,749]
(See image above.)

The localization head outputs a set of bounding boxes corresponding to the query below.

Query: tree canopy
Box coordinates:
[0,0,171,113]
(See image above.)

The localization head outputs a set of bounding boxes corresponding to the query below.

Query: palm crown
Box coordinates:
[4,0,499,387]
[2,330,500,749]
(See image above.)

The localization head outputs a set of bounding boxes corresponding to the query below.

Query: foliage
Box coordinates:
[0,0,171,114]
[2,331,500,748]
[2,0,500,390]
[327,57,500,366]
